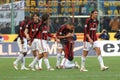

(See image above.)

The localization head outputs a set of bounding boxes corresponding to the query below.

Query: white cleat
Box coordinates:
[28,64,35,71]
[48,68,55,71]
[101,66,109,71]
[36,67,42,70]
[21,67,30,70]
[75,61,80,69]
[31,68,36,71]
[13,62,18,70]
[56,66,61,69]
[80,67,88,72]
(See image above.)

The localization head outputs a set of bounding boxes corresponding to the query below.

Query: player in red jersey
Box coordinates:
[24,12,43,70]
[80,10,109,72]
[29,13,55,71]
[56,22,80,69]
[13,16,30,70]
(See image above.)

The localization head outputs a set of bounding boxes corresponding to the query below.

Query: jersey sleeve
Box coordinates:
[56,25,65,38]
[19,21,24,40]
[84,19,90,34]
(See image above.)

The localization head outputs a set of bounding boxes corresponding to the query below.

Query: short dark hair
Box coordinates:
[91,10,98,14]
[67,22,74,26]
[41,13,49,22]
[24,16,30,22]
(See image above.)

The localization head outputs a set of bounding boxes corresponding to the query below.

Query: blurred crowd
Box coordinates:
[0,16,120,34]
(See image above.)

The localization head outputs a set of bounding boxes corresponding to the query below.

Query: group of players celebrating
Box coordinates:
[13,10,109,72]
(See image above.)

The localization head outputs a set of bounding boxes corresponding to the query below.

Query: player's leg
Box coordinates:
[13,37,24,70]
[43,52,54,71]
[80,50,88,71]
[56,51,62,68]
[20,38,29,70]
[60,57,66,68]
[38,58,43,70]
[56,43,63,69]
[29,39,42,71]
[80,42,91,72]
[13,52,24,70]
[93,41,109,71]
[29,52,43,71]
[32,50,39,70]
[94,47,109,71]
[42,40,54,71]
[64,59,80,69]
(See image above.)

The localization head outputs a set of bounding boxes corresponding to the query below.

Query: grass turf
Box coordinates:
[0,56,120,80]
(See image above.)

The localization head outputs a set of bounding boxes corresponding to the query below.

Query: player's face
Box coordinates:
[33,14,39,22]
[92,11,98,19]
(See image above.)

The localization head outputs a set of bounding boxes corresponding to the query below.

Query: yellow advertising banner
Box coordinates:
[2,34,18,42]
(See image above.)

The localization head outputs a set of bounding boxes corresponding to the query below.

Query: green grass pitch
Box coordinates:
[0,56,120,80]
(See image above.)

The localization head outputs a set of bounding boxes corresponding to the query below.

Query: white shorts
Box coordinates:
[40,40,48,53]
[31,39,44,54]
[55,42,63,49]
[83,41,100,51]
[17,37,27,52]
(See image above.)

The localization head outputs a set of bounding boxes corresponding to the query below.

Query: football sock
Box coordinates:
[81,56,86,68]
[60,58,66,67]
[56,53,62,67]
[38,58,43,68]
[98,55,104,68]
[21,57,25,68]
[14,53,24,64]
[44,58,50,69]
[30,57,38,67]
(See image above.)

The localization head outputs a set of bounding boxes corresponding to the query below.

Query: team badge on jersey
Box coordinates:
[85,24,87,28]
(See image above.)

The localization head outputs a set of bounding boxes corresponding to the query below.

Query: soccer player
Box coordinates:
[56,22,80,69]
[80,10,109,72]
[13,16,30,70]
[25,12,43,70]
[28,13,55,71]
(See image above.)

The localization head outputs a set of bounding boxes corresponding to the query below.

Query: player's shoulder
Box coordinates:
[86,18,92,23]
[28,20,34,24]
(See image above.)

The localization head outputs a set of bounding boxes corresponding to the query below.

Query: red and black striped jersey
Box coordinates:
[33,21,54,40]
[19,20,28,40]
[26,20,41,39]
[56,24,74,41]
[84,17,99,42]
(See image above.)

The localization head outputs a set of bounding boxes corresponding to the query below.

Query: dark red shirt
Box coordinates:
[27,20,41,39]
[33,21,54,40]
[19,20,28,40]
[84,18,99,42]
[56,25,74,41]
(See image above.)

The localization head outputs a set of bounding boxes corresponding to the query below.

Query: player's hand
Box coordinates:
[66,33,73,37]
[56,38,60,42]
[26,34,30,40]
[89,39,93,44]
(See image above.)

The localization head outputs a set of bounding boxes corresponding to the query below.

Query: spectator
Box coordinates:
[109,16,120,32]
[99,29,110,40]
[0,33,4,42]
[114,30,120,40]
[53,18,61,33]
